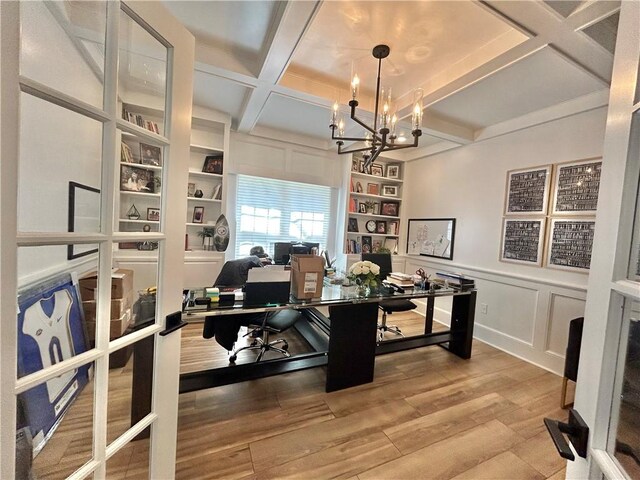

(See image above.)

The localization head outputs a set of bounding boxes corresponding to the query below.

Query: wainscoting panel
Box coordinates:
[546,293,587,356]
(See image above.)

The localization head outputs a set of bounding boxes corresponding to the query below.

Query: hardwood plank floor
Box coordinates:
[31,310,571,479]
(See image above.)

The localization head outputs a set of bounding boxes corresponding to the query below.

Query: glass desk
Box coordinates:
[179,284,477,394]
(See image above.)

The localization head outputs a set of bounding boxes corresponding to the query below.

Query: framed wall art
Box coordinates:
[546,218,596,272]
[499,218,545,266]
[504,165,551,215]
[139,143,162,166]
[386,164,400,179]
[67,181,100,260]
[407,218,456,260]
[551,158,602,215]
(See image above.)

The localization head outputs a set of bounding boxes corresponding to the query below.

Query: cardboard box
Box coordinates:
[290,255,324,299]
[78,269,134,301]
[85,308,132,341]
[82,291,134,320]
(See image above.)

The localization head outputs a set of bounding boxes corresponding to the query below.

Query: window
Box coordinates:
[235,175,332,257]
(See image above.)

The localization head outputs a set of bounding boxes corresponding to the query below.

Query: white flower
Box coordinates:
[361,265,370,274]
[351,264,363,275]
[370,264,380,275]
[363,260,373,267]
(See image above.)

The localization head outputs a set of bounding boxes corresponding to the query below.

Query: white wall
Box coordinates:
[402,107,608,373]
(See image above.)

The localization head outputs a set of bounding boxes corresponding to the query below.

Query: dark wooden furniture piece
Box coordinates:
[561,317,584,409]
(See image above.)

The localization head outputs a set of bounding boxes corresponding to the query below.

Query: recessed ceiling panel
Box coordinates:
[427,47,607,129]
[285,1,527,101]
[256,94,333,139]
[193,70,249,120]
[543,0,584,18]
[582,12,619,55]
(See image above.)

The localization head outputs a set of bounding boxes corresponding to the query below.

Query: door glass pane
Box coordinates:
[608,298,640,478]
[118,8,167,135]
[17,246,99,378]
[106,438,150,479]
[20,1,106,108]
[118,130,163,235]
[19,93,102,234]
[17,361,95,480]
[627,113,640,282]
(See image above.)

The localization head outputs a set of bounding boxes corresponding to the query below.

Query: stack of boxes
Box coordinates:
[79,269,135,367]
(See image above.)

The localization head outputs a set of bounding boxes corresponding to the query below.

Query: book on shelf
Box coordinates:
[122,107,159,134]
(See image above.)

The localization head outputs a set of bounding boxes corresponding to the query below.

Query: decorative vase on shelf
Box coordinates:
[348,260,381,298]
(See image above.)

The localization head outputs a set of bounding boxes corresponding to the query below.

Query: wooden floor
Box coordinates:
[32,311,573,479]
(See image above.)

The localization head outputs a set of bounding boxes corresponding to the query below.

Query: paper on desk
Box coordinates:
[247,266,291,283]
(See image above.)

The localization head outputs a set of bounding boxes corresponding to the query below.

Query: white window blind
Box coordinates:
[235,175,332,257]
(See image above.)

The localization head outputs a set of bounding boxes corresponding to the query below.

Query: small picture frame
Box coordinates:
[371,163,384,177]
[388,221,398,235]
[386,164,400,179]
[382,185,398,197]
[359,160,372,175]
[351,158,359,172]
[348,218,359,232]
[372,202,380,215]
[147,208,160,222]
[192,206,204,224]
[361,236,373,253]
[376,221,387,234]
[187,182,196,196]
[380,201,399,217]
[202,154,223,175]
[140,143,162,166]
[359,203,367,214]
[367,183,379,195]
[121,142,133,163]
[120,165,155,193]
[355,181,363,193]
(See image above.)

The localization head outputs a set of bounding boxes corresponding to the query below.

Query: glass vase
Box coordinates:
[355,284,370,297]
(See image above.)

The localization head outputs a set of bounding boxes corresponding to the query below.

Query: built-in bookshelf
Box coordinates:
[344,153,404,255]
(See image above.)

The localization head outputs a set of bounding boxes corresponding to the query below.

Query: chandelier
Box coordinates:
[329,44,423,169]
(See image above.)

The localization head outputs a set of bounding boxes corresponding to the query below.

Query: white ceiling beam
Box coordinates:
[236,1,321,133]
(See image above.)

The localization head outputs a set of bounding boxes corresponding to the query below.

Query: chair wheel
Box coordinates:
[282,341,289,351]
[229,354,237,363]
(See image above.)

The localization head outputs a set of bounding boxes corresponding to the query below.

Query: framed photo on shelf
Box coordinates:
[348,218,359,232]
[367,183,379,195]
[382,185,398,197]
[359,160,372,175]
[139,143,162,166]
[359,203,367,214]
[386,164,400,179]
[192,206,204,224]
[120,165,155,193]
[388,220,399,235]
[376,221,387,234]
[551,158,602,215]
[371,163,384,177]
[361,236,373,253]
[407,218,456,260]
[372,202,380,215]
[545,217,595,272]
[187,182,196,196]
[499,218,545,266]
[351,158,359,172]
[147,208,160,222]
[504,165,551,215]
[121,142,133,163]
[202,154,223,175]
[380,201,399,216]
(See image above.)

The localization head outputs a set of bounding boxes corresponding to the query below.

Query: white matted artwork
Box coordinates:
[551,158,602,215]
[406,218,456,260]
[499,218,545,266]
[504,165,551,215]
[546,217,596,272]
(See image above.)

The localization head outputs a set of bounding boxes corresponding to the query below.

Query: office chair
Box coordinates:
[362,253,416,342]
[561,317,583,408]
[208,256,301,363]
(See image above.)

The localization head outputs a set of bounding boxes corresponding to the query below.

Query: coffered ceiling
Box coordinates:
[162,0,620,158]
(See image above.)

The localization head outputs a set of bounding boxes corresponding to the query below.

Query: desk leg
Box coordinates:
[447,290,477,359]
[131,335,154,440]
[326,302,379,392]
[425,296,435,334]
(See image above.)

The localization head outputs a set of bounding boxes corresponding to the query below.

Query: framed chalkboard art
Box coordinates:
[545,218,596,272]
[500,218,546,266]
[504,165,552,215]
[551,158,602,215]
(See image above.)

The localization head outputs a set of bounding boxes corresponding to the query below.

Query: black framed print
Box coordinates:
[551,158,602,215]
[139,143,162,166]
[499,218,545,266]
[67,181,100,260]
[545,218,595,272]
[504,165,551,215]
[406,218,456,260]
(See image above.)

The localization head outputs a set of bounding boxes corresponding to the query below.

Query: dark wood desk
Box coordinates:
[178,286,477,394]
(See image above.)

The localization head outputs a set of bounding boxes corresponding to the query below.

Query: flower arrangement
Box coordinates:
[348,260,381,294]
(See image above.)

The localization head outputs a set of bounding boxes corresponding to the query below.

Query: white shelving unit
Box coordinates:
[343,154,404,255]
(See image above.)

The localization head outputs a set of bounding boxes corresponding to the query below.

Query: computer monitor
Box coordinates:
[272,241,320,265]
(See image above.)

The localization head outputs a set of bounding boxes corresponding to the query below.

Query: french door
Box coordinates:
[568,1,640,479]
[0,2,193,478]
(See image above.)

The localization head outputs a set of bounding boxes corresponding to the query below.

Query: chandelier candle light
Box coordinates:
[330,44,423,170]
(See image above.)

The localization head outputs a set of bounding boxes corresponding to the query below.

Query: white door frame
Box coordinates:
[568,1,640,478]
[0,2,194,478]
